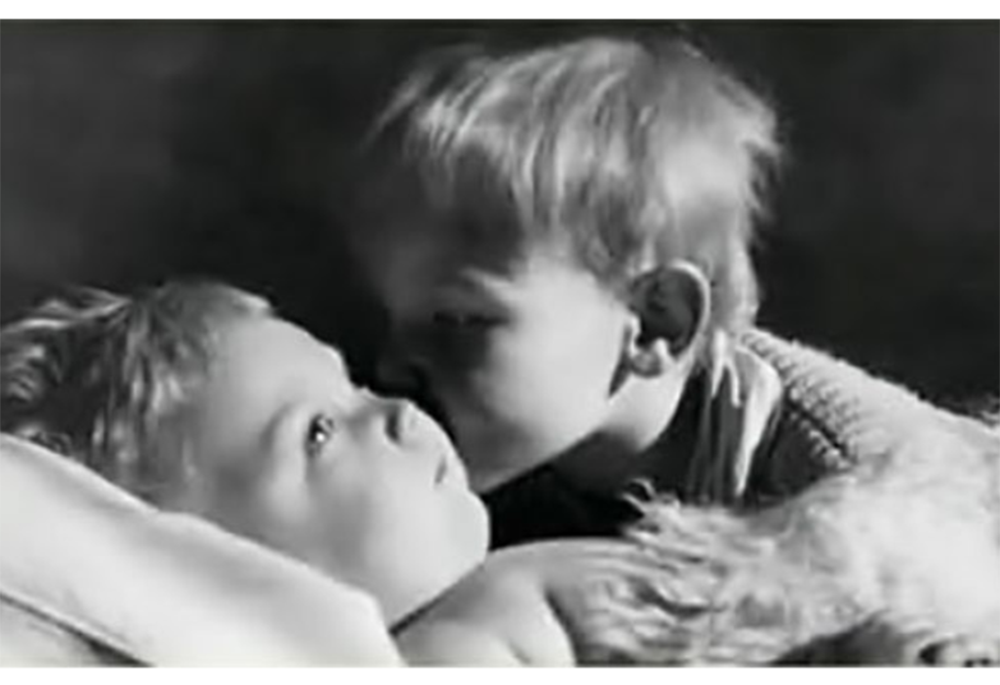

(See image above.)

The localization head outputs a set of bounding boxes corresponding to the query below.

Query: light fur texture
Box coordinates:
[555,414,1000,664]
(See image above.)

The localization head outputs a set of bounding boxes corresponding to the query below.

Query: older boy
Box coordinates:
[352,36,1000,661]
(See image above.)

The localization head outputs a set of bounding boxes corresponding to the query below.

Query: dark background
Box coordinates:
[2,21,997,409]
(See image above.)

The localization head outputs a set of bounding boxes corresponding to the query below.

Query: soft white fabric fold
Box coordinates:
[0,434,402,666]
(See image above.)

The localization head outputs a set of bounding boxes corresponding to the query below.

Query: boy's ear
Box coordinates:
[623,261,711,378]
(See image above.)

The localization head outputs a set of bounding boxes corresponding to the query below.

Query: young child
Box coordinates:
[0,281,489,628]
[350,35,1000,660]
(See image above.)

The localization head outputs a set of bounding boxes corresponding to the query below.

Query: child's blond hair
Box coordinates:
[0,281,271,501]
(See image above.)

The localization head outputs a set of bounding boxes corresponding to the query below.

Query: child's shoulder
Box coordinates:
[398,537,705,665]
[396,541,590,665]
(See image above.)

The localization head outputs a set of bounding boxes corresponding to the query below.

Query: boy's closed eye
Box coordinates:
[431,310,500,331]
[425,312,504,365]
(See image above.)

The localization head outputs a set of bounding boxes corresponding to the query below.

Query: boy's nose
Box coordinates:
[374,347,451,431]
[375,351,423,399]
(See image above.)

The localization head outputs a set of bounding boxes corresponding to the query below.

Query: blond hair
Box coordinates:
[357,36,781,334]
[1,281,271,501]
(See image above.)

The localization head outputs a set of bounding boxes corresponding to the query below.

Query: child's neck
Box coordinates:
[551,365,698,496]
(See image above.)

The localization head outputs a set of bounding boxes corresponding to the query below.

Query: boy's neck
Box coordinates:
[550,366,699,496]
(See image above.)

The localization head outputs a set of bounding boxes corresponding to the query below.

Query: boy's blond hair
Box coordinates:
[0,282,271,501]
[357,36,781,335]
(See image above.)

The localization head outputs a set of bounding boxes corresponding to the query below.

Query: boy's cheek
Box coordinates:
[426,342,579,439]
[453,359,543,423]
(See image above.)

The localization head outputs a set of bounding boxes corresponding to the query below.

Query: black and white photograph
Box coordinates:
[1,15,998,667]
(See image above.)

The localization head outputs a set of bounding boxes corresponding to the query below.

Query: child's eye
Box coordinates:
[305,414,337,458]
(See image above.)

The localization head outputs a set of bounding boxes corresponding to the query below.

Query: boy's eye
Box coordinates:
[431,310,496,330]
[305,414,337,458]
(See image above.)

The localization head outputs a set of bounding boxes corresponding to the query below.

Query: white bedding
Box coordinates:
[0,434,403,666]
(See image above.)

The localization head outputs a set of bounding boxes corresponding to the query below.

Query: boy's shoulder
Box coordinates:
[740,328,998,501]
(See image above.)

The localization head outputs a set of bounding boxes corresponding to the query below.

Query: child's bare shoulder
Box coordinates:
[396,540,640,666]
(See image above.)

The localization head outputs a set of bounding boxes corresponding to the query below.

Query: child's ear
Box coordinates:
[623,261,711,378]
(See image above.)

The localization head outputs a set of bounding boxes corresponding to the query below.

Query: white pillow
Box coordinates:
[0,434,402,665]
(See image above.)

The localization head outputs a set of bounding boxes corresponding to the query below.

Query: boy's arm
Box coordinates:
[0,434,402,665]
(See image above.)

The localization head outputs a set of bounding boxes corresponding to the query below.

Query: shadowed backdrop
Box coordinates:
[1,21,997,409]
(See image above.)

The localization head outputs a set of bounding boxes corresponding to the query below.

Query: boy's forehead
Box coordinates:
[378,190,534,256]
[377,231,599,311]
[377,213,559,280]
[376,232,526,305]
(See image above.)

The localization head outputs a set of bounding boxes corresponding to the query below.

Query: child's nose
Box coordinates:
[384,398,420,444]
[382,399,448,461]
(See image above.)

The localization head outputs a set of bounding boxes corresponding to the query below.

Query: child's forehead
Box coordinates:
[213,317,348,374]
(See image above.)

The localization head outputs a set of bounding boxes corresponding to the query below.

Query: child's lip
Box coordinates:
[434,454,449,485]
[434,447,469,489]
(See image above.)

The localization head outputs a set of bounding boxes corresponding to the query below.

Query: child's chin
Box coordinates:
[457,493,491,566]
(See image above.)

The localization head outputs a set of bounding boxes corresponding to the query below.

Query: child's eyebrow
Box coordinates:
[319,345,353,386]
